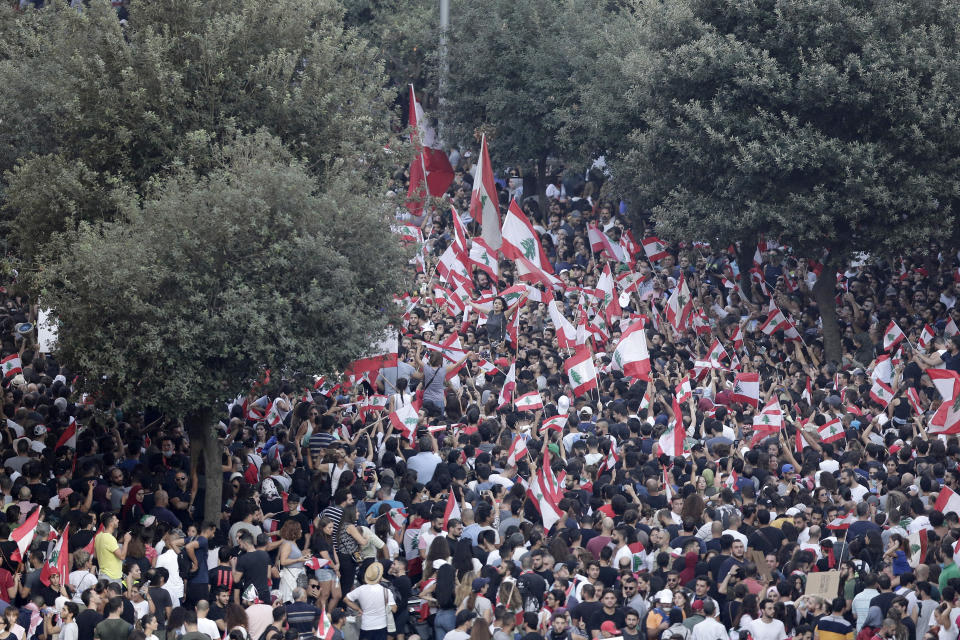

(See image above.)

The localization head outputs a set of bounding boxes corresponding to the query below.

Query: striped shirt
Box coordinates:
[816,615,854,640]
[309,431,335,458]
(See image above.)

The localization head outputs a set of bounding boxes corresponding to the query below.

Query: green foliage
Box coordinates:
[341,0,438,91]
[440,0,605,170]
[606,0,960,261]
[39,132,409,416]
[0,0,397,257]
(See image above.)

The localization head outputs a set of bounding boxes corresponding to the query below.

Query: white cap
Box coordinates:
[656,589,673,604]
[557,395,570,415]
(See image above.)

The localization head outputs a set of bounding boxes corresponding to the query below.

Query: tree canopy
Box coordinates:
[0,0,396,258]
[580,0,960,359]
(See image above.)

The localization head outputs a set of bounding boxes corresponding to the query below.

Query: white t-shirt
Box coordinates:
[60,621,78,640]
[198,616,220,639]
[156,549,185,600]
[747,618,788,640]
[347,583,396,630]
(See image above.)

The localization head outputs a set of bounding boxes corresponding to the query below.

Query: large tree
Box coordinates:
[596,0,960,361]
[0,0,396,258]
[439,0,603,211]
[38,132,408,521]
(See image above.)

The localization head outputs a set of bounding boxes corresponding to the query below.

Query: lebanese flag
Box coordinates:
[597,264,622,323]
[665,275,694,331]
[753,398,782,431]
[818,418,845,443]
[39,526,69,587]
[11,508,41,562]
[449,205,470,259]
[469,237,500,281]
[795,425,808,454]
[443,489,461,529]
[528,449,564,532]
[55,417,78,450]
[406,85,454,215]
[918,324,936,351]
[675,376,692,404]
[869,379,894,408]
[801,377,813,406]
[515,391,544,412]
[587,223,626,262]
[565,347,599,397]
[883,321,906,352]
[469,134,502,251]
[83,524,104,555]
[936,487,960,516]
[906,387,924,415]
[730,324,744,351]
[657,398,687,457]
[707,339,727,363]
[1,354,22,379]
[731,372,760,408]
[826,513,855,530]
[265,399,286,427]
[304,557,330,571]
[663,466,673,502]
[928,369,960,434]
[515,254,562,290]
[548,300,577,349]
[498,362,517,408]
[501,199,553,273]
[611,320,650,381]
[316,606,335,640]
[506,434,529,466]
[344,353,398,384]
[389,400,421,443]
[541,415,567,434]
[436,244,472,285]
[870,355,893,385]
[642,236,669,262]
[947,317,959,337]
[393,223,423,243]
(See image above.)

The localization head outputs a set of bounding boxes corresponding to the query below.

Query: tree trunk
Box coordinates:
[186,408,223,527]
[536,154,548,222]
[812,266,842,364]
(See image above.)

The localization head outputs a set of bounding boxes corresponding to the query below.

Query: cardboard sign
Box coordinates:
[749,550,771,582]
[804,570,841,600]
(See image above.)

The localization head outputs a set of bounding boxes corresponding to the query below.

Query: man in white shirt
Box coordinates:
[196,600,220,639]
[691,601,728,640]
[747,599,788,640]
[406,436,442,484]
[344,563,397,637]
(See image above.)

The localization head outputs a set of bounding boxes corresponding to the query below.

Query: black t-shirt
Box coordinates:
[571,601,602,628]
[149,587,173,627]
[236,549,272,602]
[76,609,103,640]
[588,607,625,637]
[69,529,94,554]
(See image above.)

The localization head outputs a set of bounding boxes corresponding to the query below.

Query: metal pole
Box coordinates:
[438,0,450,142]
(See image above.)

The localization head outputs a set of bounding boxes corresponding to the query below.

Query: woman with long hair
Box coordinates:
[452,538,480,580]
[139,613,160,640]
[469,618,493,640]
[733,593,759,631]
[419,536,456,640]
[277,520,308,603]
[224,603,249,639]
[311,517,341,610]
[337,504,369,594]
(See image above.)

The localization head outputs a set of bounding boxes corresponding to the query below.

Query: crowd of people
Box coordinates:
[2,145,960,640]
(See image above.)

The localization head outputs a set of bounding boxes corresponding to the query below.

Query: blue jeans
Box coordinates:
[434,608,456,640]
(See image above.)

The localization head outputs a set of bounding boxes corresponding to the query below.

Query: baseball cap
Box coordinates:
[656,589,673,604]
[601,622,619,634]
[781,464,794,474]
[472,577,490,592]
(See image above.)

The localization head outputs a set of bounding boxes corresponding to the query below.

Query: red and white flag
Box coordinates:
[918,324,936,351]
[675,376,692,404]
[906,387,924,415]
[587,223,626,262]
[548,300,577,349]
[498,362,517,408]
[506,434,529,466]
[753,398,782,431]
[528,448,564,532]
[611,320,650,381]
[801,377,813,406]
[928,369,960,434]
[469,237,500,281]
[443,489,461,529]
[406,85,454,216]
[665,275,694,331]
[731,372,760,408]
[316,606,335,640]
[818,418,845,443]
[11,508,41,562]
[642,237,669,263]
[565,347,598,397]
[597,264,622,324]
[883,321,906,352]
[947,317,959,337]
[657,398,687,457]
[304,557,330,571]
[935,486,960,516]
[869,379,894,408]
[389,400,421,443]
[501,199,553,273]
[515,391,544,412]
[707,339,727,363]
[469,134,502,251]
[541,415,567,434]
[826,513,855,530]
[1,354,22,379]
[730,323,744,351]
[39,526,69,587]
[55,417,78,450]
